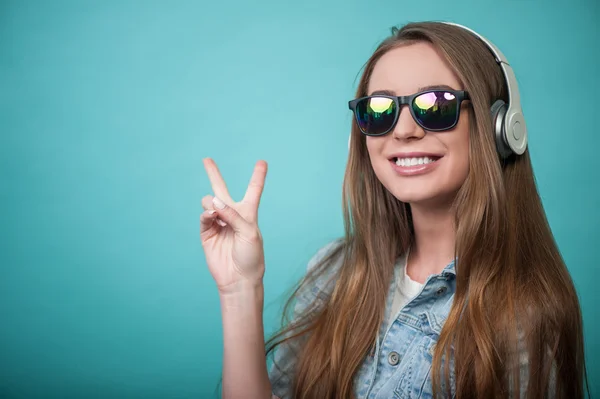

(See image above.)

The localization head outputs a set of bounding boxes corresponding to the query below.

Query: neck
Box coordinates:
[406,202,456,284]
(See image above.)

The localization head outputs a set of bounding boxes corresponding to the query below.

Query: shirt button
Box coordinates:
[435,286,447,296]
[388,351,400,366]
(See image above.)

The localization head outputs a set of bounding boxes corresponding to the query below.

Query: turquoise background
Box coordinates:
[1,0,598,397]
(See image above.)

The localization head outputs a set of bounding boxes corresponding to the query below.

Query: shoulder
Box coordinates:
[294,238,346,315]
[268,239,346,398]
[306,238,346,273]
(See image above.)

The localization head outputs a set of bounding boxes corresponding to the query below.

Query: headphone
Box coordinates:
[348,22,527,159]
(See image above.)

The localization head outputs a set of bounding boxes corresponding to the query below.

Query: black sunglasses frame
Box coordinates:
[348,89,470,136]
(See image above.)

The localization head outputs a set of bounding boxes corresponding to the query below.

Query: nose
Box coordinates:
[392,106,425,141]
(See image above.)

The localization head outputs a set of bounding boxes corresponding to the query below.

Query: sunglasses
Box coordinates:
[348,89,470,136]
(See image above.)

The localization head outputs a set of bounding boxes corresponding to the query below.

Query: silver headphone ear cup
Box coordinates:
[490,100,512,158]
[504,111,527,156]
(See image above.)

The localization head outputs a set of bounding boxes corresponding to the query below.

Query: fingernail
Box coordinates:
[216,219,227,227]
[207,210,216,215]
[212,197,226,209]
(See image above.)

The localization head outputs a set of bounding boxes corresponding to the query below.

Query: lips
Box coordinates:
[388,153,444,176]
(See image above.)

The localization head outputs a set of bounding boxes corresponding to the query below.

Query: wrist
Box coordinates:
[219,279,264,310]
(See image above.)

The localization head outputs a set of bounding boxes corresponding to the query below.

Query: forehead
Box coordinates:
[367,42,462,95]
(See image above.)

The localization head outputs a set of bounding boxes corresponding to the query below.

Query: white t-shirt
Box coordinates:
[388,251,424,327]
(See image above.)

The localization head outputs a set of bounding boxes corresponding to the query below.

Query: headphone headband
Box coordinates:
[442,23,522,109]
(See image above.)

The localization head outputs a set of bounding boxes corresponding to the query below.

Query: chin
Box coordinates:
[392,190,440,205]
[372,163,465,208]
[400,190,461,209]
[385,180,461,208]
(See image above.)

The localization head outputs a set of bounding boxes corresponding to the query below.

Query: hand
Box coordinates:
[200,158,268,294]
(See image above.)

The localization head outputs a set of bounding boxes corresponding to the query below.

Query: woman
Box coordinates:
[200,21,588,398]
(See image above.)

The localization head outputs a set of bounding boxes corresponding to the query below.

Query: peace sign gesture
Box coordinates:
[200,158,268,295]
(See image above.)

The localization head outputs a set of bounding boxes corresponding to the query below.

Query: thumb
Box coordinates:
[212,197,251,233]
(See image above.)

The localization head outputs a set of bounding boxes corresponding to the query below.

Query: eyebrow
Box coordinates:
[369,84,457,96]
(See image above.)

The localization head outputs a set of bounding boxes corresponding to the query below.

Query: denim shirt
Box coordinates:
[269,240,551,399]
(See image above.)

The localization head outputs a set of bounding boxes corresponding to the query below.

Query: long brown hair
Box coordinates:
[265,21,588,398]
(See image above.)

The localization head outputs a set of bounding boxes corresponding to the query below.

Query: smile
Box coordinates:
[389,156,443,176]
[393,156,440,166]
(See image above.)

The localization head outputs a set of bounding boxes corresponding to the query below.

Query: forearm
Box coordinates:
[220,281,272,399]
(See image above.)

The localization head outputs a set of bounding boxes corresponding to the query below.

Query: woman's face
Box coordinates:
[365,42,471,208]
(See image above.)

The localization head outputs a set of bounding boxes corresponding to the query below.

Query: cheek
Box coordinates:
[365,138,394,187]
[445,125,471,184]
[449,152,469,185]
[365,136,384,165]
[365,136,378,153]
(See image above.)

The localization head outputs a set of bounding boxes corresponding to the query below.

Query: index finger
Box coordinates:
[242,160,268,210]
[203,158,233,203]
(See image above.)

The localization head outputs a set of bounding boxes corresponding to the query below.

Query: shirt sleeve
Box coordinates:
[268,239,344,399]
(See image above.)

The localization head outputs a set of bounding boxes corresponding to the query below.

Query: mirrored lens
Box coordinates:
[355,96,396,135]
[413,91,459,130]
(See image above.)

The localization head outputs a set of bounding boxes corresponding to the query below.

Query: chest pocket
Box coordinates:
[393,335,456,399]
[391,287,456,399]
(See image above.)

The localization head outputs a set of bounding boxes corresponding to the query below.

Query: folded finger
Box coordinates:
[201,194,215,211]
[200,209,219,235]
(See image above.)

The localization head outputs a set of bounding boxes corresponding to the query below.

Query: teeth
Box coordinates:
[395,157,437,166]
